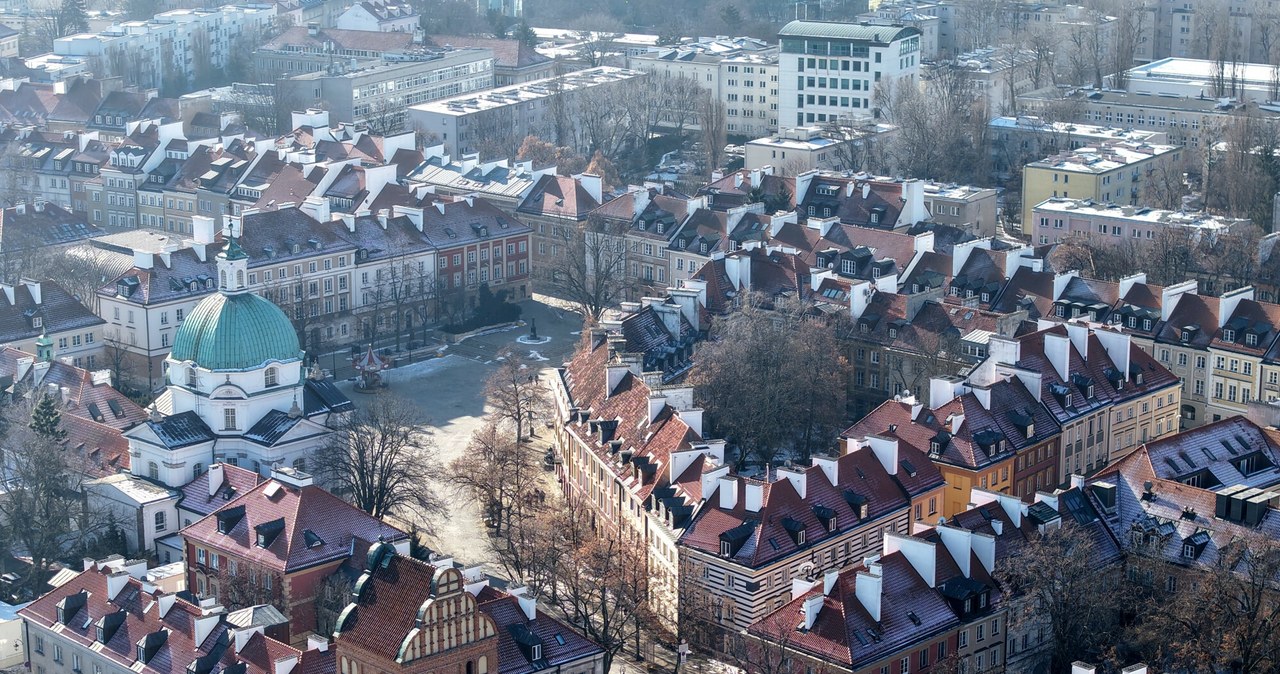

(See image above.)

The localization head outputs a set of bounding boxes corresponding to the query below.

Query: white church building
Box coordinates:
[124,237,353,490]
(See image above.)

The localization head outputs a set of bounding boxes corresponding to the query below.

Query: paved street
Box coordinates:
[336,299,584,567]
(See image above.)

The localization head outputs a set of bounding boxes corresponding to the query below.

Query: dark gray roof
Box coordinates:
[304,378,354,415]
[148,411,215,449]
[778,20,919,44]
[243,409,302,446]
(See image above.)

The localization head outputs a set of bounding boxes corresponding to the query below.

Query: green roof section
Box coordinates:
[170,292,302,371]
[778,20,920,44]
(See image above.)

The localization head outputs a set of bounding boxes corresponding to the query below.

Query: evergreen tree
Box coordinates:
[29,394,66,442]
[57,0,89,37]
[513,21,537,49]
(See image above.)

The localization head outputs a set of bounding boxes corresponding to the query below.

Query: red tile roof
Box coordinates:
[182,479,407,573]
[516,175,598,220]
[19,564,318,674]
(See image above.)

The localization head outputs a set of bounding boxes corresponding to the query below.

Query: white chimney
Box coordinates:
[274,654,299,674]
[776,465,808,498]
[744,482,764,512]
[1044,332,1071,380]
[822,569,839,595]
[133,250,153,270]
[866,435,899,476]
[811,454,838,486]
[207,463,225,497]
[577,173,603,204]
[193,612,222,647]
[192,215,217,245]
[854,560,883,622]
[1052,270,1079,301]
[801,594,824,631]
[648,394,666,424]
[1218,287,1255,327]
[1160,279,1198,321]
[1072,664,1098,674]
[1093,328,1132,381]
[157,593,177,618]
[106,571,130,600]
[718,477,739,509]
[301,195,330,223]
[929,375,965,408]
[234,626,263,653]
[517,595,537,621]
[306,635,329,652]
[883,533,936,587]
[899,179,927,224]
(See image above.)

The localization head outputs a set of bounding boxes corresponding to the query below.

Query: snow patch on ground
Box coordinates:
[527,351,550,362]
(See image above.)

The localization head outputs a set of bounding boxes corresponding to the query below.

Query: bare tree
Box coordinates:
[997,523,1122,674]
[486,349,550,443]
[206,564,285,614]
[537,213,629,322]
[314,394,444,523]
[692,294,849,466]
[699,96,727,177]
[314,572,353,636]
[1125,532,1280,674]
[542,499,649,674]
[0,395,105,597]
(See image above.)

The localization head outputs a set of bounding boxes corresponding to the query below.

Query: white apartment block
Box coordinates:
[1125,58,1280,104]
[777,21,921,129]
[53,4,277,91]
[951,46,1037,115]
[628,37,779,137]
[1030,197,1250,246]
[406,66,646,156]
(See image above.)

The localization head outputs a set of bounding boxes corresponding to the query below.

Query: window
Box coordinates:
[224,407,237,431]
[899,657,908,674]
[265,367,278,388]
[148,462,158,479]
[155,511,167,532]
[959,630,968,647]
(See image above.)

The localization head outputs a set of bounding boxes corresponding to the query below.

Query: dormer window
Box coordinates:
[1247,333,1259,347]
[656,222,665,234]
[1143,319,1152,330]
[1223,329,1236,343]
[1086,384,1094,398]
[720,540,731,556]
[531,645,542,661]
[1055,305,1065,317]
[1064,393,1073,408]
[1182,543,1195,558]
[1128,317,1137,328]
[31,316,42,328]
[1181,331,1190,342]
[888,328,898,339]
[981,292,990,302]
[1135,372,1144,385]
[264,367,278,388]
[186,368,197,387]
[700,242,709,254]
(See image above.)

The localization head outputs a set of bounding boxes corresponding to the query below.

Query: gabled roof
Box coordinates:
[182,478,407,572]
[18,564,320,674]
[747,551,957,669]
[476,591,603,674]
[515,174,599,219]
[178,463,266,519]
[1134,416,1280,492]
[0,279,103,343]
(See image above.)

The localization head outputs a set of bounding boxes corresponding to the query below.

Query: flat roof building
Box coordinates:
[1126,57,1280,103]
[406,66,645,156]
[1030,196,1249,245]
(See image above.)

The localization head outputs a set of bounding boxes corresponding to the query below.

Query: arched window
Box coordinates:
[466,662,474,674]
[264,367,278,388]
[478,656,488,674]
[220,270,227,287]
[155,511,167,532]
[236,269,245,287]
[148,462,159,480]
[193,463,205,479]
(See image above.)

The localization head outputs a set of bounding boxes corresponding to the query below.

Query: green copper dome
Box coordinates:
[170,292,302,371]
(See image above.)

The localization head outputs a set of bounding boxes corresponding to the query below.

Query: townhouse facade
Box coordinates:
[678,437,944,654]
[552,299,719,632]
